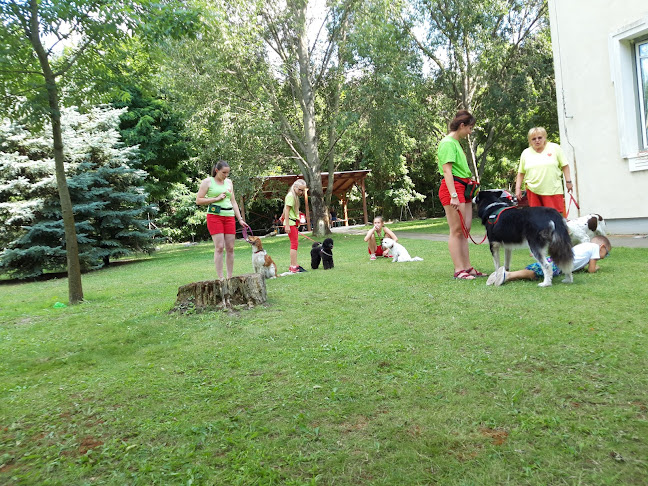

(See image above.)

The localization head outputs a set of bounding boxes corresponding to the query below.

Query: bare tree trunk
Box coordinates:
[28,0,83,304]
[293,1,328,237]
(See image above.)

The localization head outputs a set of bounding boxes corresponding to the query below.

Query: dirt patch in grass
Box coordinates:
[78,436,104,455]
[479,427,509,446]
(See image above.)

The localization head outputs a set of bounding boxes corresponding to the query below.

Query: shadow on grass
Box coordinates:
[0,258,152,286]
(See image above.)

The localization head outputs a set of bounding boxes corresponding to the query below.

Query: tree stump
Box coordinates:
[172,273,267,312]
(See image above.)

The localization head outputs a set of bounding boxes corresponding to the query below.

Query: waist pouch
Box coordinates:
[208,204,233,214]
[454,176,480,199]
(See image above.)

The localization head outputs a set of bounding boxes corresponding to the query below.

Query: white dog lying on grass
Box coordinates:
[381,238,423,263]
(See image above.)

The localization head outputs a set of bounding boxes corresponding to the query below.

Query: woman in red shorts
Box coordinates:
[196,160,249,279]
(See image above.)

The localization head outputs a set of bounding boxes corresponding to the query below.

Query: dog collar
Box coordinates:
[253,249,264,253]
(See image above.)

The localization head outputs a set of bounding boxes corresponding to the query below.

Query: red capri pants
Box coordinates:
[288,225,299,250]
[206,214,236,235]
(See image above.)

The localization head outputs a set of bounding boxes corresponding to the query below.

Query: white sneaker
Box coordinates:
[486,266,506,286]
[493,267,506,287]
[370,254,376,260]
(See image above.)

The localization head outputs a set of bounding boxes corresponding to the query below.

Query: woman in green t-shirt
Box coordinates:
[437,110,486,280]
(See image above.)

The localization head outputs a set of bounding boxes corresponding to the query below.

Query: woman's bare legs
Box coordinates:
[212,233,225,278]
[224,234,236,278]
[444,202,473,275]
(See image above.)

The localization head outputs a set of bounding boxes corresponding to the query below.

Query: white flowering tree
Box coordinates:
[0,106,157,279]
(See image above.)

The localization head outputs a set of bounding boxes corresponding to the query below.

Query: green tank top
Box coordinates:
[206,177,234,217]
[375,228,384,244]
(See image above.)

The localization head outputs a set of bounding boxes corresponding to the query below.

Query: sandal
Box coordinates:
[453,270,476,280]
[466,267,487,277]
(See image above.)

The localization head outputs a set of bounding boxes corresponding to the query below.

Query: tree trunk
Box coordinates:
[172,274,267,312]
[28,0,84,304]
[294,1,329,237]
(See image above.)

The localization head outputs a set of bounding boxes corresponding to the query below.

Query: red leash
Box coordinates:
[457,210,488,245]
[565,193,580,218]
[297,229,319,243]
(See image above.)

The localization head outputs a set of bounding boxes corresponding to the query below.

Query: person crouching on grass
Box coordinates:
[487,235,612,286]
[283,179,308,273]
[364,215,397,260]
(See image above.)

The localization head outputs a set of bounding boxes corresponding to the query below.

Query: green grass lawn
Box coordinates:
[1,221,647,485]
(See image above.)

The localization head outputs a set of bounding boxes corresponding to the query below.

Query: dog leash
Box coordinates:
[566,193,580,219]
[457,210,488,244]
[297,229,319,243]
[241,225,253,242]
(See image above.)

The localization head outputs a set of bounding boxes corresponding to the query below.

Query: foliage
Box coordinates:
[113,87,193,201]
[408,0,557,181]
[155,182,209,243]
[0,106,158,278]
[1,228,647,484]
[0,0,201,301]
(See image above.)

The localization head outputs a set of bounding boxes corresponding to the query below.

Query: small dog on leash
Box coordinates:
[566,213,606,245]
[311,238,334,269]
[474,189,573,286]
[381,238,423,262]
[247,236,277,279]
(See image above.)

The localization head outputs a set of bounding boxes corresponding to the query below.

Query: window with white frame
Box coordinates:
[637,39,648,150]
[610,18,648,171]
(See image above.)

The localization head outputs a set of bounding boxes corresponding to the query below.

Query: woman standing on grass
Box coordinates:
[437,110,486,280]
[516,127,573,216]
[283,179,308,273]
[196,160,249,279]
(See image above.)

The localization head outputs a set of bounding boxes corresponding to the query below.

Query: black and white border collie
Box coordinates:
[474,189,574,287]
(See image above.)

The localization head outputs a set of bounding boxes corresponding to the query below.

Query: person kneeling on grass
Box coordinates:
[487,235,612,286]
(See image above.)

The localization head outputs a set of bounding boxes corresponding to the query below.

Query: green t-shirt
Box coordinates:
[437,135,472,178]
[284,193,298,226]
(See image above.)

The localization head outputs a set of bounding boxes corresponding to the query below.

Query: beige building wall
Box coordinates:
[548,1,648,233]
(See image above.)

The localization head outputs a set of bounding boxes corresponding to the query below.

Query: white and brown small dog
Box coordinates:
[247,236,277,279]
[566,213,607,245]
[381,238,423,263]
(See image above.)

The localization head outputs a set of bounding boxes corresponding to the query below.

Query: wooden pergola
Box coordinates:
[241,170,371,231]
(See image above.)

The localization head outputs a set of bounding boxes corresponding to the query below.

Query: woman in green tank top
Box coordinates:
[196,160,249,279]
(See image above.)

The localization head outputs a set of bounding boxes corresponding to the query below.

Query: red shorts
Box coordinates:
[438,177,470,206]
[288,225,299,250]
[368,245,385,256]
[206,214,236,235]
[526,190,565,216]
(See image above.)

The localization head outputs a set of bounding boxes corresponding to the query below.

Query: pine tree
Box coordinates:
[0,106,158,278]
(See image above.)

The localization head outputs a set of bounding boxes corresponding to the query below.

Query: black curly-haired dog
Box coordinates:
[310,238,334,270]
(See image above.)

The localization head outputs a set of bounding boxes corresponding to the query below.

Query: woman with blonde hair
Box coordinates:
[196,160,249,279]
[516,127,573,216]
[283,179,308,273]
